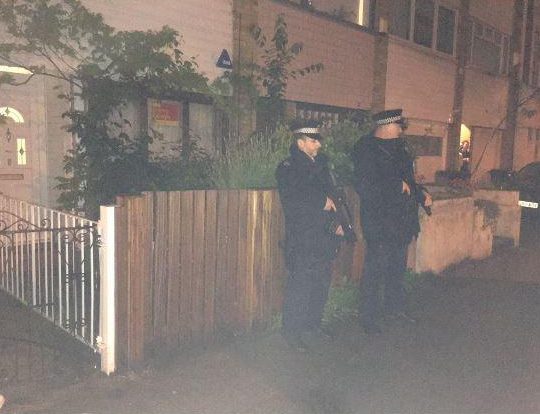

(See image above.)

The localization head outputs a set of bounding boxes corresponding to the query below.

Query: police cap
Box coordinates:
[372,109,405,126]
[289,118,323,141]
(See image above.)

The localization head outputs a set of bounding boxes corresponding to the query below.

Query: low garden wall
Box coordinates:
[414,196,493,274]
[473,189,521,246]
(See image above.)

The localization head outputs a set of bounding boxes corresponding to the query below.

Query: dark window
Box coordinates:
[436,6,455,54]
[472,37,501,74]
[390,0,411,40]
[469,20,509,76]
[413,0,435,48]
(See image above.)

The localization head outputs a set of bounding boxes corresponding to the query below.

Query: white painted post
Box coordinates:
[98,206,116,375]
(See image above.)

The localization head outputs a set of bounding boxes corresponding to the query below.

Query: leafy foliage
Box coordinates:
[322,116,372,185]
[211,125,292,189]
[0,0,211,218]
[250,14,323,125]
[323,278,359,324]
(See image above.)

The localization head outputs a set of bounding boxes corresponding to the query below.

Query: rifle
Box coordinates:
[408,182,432,216]
[376,140,432,217]
[328,169,358,243]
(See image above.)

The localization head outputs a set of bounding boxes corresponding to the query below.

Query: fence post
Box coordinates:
[98,206,116,375]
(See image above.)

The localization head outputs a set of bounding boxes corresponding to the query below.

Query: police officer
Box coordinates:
[352,109,432,334]
[276,119,343,351]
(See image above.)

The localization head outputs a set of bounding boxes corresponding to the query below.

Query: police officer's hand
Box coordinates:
[423,192,433,207]
[402,181,411,195]
[324,197,336,211]
[335,225,345,237]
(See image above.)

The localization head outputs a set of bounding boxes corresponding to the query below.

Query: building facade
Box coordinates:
[1,0,540,206]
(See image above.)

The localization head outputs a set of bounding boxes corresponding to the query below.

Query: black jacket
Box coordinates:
[352,134,426,245]
[276,144,340,262]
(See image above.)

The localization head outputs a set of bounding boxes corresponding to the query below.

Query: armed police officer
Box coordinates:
[276,119,344,352]
[352,109,432,335]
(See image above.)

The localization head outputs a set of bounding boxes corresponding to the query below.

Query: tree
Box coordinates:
[250,14,323,127]
[0,0,211,218]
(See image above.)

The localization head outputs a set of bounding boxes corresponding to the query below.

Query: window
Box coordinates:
[295,103,366,129]
[17,138,26,165]
[436,6,455,54]
[389,0,456,56]
[391,0,411,40]
[413,0,435,48]
[470,19,510,75]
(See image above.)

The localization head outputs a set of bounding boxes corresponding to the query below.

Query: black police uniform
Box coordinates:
[352,114,426,330]
[276,143,340,340]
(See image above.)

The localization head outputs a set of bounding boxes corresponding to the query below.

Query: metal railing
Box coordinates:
[0,195,100,350]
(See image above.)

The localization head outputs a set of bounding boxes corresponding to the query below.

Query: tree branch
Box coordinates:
[7,72,35,86]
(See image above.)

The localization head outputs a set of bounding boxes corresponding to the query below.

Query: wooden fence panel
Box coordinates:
[152,192,169,344]
[179,191,194,343]
[203,191,218,341]
[214,191,229,332]
[236,190,249,331]
[166,192,182,347]
[114,197,129,368]
[116,187,365,368]
[192,191,206,343]
[226,191,240,332]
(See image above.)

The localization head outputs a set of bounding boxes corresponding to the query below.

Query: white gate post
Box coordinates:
[98,206,116,375]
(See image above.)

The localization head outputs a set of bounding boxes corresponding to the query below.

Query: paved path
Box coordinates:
[3,225,540,414]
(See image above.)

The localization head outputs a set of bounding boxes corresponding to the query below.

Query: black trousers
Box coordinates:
[282,255,333,337]
[360,241,409,324]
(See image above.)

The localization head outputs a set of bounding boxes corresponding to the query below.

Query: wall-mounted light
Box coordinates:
[5,128,11,143]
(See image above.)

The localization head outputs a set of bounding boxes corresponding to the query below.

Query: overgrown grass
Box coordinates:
[323,278,360,324]
[404,269,434,293]
[211,125,292,189]
[210,119,372,189]
[267,270,432,332]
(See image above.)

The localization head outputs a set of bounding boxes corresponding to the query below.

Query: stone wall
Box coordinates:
[411,189,521,274]
[473,189,521,246]
[414,196,493,274]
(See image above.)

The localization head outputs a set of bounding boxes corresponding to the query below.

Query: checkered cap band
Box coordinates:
[375,115,402,125]
[293,127,320,135]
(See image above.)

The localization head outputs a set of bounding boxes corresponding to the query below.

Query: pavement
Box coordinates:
[2,220,540,414]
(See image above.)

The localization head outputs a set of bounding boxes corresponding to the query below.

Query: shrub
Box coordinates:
[211,125,292,189]
[322,118,371,185]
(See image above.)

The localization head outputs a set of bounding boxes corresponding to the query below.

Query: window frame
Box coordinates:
[16,138,27,166]
[391,0,458,57]
[468,18,510,76]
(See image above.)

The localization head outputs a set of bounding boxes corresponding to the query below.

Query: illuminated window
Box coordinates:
[17,138,26,165]
[0,107,25,123]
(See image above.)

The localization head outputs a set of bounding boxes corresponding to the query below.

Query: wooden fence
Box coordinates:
[115,188,364,368]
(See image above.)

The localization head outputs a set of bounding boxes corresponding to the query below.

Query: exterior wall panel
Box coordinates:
[385,38,456,122]
[258,0,375,110]
[84,0,233,81]
[462,70,508,128]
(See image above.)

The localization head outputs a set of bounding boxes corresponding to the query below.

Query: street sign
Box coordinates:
[216,49,233,69]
